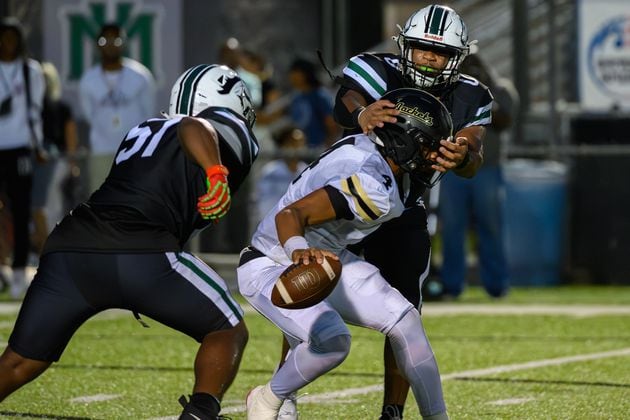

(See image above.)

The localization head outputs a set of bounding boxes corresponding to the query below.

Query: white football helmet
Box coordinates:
[395,5,472,90]
[168,64,256,128]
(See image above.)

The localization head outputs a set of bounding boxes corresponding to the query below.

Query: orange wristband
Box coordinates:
[205,164,229,179]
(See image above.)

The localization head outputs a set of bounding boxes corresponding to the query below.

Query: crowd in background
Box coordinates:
[0,18,517,301]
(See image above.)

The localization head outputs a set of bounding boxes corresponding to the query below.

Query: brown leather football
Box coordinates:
[271,256,342,309]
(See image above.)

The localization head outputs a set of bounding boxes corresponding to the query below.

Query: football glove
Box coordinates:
[197,164,231,220]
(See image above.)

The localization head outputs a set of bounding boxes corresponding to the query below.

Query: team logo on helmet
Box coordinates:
[217,73,240,94]
[394,102,434,126]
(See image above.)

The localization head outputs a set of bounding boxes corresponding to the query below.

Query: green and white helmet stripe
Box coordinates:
[174,64,213,115]
[168,64,256,128]
[424,5,450,36]
[343,56,387,100]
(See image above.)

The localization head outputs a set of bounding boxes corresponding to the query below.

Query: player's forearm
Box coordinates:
[452,148,483,177]
[276,208,306,247]
[334,89,368,129]
[452,126,485,178]
[275,189,338,246]
[341,89,368,113]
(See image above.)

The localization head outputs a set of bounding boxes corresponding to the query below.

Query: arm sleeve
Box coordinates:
[323,185,353,220]
[328,172,391,224]
[341,54,388,101]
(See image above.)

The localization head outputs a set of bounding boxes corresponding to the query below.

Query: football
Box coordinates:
[271,256,342,309]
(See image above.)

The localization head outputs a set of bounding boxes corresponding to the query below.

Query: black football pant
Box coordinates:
[348,206,431,307]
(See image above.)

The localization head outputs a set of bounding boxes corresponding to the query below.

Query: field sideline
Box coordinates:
[0,286,629,419]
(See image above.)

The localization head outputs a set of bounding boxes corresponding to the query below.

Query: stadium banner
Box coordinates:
[43,0,182,114]
[578,0,630,110]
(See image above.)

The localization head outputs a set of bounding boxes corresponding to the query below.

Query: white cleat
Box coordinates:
[246,383,282,420]
[277,392,299,420]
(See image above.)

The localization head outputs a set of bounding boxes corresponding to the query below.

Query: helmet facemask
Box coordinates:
[398,38,467,90]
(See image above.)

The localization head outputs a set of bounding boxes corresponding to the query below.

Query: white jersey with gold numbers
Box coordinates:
[252,134,409,265]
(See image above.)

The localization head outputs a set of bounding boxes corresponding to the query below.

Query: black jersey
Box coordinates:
[44,107,259,253]
[333,52,493,205]
[334,52,493,134]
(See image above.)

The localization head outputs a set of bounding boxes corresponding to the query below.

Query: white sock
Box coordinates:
[260,382,283,410]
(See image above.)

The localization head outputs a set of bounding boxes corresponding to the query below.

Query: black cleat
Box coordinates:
[178,395,231,420]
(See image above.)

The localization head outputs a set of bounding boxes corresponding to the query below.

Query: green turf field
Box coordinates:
[1,286,629,419]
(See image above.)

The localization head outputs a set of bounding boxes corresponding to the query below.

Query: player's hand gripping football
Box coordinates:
[291,247,340,266]
[198,164,231,220]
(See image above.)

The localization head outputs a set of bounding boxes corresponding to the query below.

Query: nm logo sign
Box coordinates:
[43,0,181,108]
[64,1,158,80]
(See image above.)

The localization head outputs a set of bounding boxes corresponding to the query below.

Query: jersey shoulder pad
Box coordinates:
[450,76,494,128]
[200,107,259,166]
[331,171,392,223]
[342,53,400,101]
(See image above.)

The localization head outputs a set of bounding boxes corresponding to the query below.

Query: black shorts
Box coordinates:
[9,252,243,362]
[348,206,431,307]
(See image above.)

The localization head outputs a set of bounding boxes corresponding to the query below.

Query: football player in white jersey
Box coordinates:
[239,88,452,420]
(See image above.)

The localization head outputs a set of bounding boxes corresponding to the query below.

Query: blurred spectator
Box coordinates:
[287,57,339,149]
[240,49,282,120]
[239,48,287,156]
[30,62,80,253]
[218,38,263,109]
[0,17,45,299]
[438,51,519,299]
[79,23,156,193]
[252,127,308,224]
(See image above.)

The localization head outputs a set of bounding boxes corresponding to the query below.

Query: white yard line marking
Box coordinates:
[422,304,630,317]
[442,347,630,379]
[0,302,21,315]
[70,394,121,403]
[489,397,536,406]
[216,346,630,415]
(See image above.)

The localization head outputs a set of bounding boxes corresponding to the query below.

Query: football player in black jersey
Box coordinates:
[333,5,492,420]
[0,64,259,420]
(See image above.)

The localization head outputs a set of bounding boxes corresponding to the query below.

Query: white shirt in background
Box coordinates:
[78,57,156,155]
[0,58,45,151]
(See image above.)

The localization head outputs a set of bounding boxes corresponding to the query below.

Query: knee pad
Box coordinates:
[311,334,351,365]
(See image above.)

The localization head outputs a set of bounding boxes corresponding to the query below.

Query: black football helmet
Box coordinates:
[370,88,453,187]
